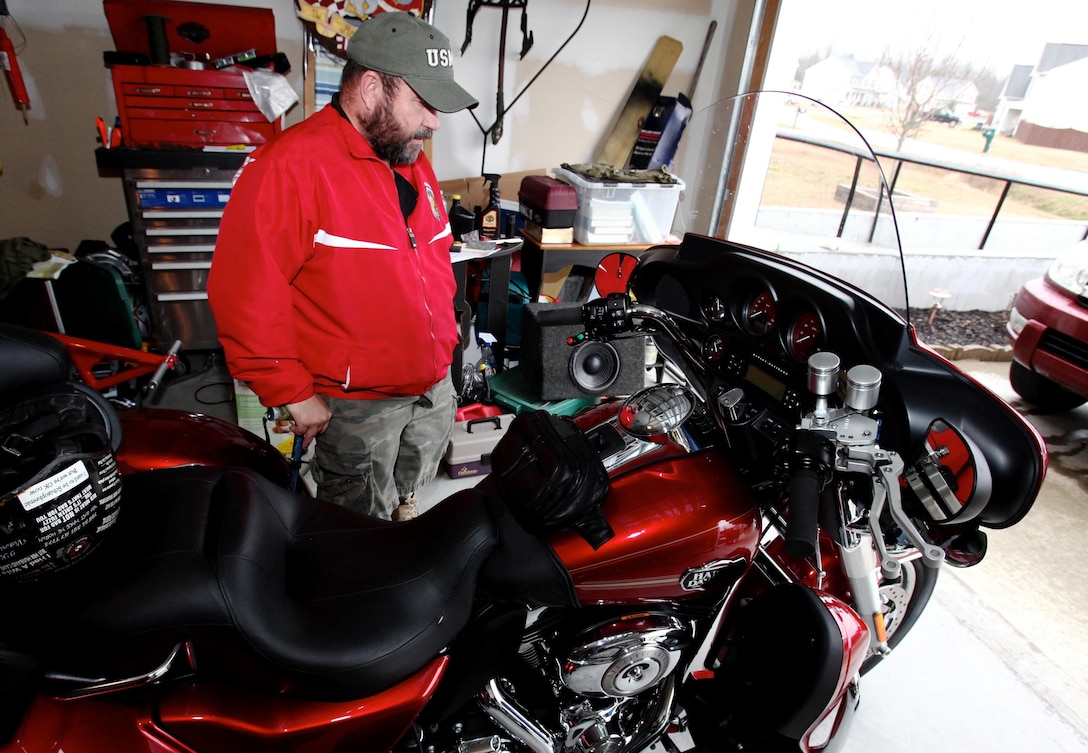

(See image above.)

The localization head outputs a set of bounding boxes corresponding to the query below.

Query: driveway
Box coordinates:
[847,358,1088,751]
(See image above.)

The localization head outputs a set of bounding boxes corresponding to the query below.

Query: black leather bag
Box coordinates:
[490,410,613,549]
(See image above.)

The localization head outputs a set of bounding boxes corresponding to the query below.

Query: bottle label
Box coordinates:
[481,211,499,239]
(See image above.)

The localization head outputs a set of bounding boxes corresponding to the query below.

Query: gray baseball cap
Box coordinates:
[346,12,478,113]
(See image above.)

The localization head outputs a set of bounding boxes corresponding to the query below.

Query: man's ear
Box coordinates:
[356,70,384,113]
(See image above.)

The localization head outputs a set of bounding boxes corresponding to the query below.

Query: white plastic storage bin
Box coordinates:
[554,167,684,245]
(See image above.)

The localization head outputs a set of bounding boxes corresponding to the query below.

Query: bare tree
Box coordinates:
[882,37,976,151]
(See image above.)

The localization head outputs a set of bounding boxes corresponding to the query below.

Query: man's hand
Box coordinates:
[286,394,331,448]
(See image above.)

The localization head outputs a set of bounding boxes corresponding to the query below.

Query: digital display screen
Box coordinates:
[745,363,787,401]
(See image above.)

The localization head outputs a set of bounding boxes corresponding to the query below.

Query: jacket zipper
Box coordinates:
[406,224,442,374]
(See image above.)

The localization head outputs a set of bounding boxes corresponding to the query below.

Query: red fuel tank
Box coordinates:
[552,407,761,605]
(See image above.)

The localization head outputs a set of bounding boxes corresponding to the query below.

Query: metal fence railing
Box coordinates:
[778,131,1088,249]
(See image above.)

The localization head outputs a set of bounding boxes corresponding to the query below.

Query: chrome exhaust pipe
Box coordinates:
[478,679,559,753]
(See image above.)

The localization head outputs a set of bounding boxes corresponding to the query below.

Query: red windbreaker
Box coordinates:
[207,105,458,408]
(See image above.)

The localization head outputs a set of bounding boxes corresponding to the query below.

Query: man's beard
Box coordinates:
[362,96,432,165]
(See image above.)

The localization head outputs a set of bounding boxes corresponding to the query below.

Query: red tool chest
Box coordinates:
[104,0,282,148]
[111,65,278,148]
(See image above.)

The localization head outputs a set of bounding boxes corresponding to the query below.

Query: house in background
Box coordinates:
[799,57,895,106]
[994,42,1088,151]
[993,64,1034,135]
[919,77,979,118]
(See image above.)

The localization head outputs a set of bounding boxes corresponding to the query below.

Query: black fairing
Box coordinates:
[630,236,1043,529]
[683,584,845,749]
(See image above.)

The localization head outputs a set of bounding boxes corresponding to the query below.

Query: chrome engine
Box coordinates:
[560,614,688,698]
[477,613,692,753]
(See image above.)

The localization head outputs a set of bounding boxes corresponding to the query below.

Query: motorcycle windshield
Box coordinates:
[672,91,911,324]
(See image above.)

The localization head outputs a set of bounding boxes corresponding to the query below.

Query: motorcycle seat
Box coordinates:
[0,323,70,395]
[0,465,499,701]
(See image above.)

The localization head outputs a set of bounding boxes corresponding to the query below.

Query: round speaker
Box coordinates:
[570,341,621,394]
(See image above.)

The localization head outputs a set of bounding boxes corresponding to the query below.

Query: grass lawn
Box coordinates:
[762,104,1088,221]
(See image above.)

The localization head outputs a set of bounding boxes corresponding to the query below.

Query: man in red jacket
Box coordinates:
[208,11,477,520]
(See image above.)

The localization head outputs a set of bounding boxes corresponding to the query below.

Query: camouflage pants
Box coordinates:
[311,376,456,520]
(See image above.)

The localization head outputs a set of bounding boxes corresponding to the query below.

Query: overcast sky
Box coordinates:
[785,0,1088,76]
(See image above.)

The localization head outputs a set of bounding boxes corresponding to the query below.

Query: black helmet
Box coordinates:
[0,386,122,581]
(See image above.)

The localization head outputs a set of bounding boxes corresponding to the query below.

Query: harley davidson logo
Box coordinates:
[680,558,745,591]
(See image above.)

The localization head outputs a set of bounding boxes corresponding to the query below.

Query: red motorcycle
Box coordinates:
[0,92,1045,752]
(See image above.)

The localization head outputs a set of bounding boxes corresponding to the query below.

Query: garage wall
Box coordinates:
[0,0,752,251]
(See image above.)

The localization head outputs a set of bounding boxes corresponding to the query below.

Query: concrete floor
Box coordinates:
[844,359,1088,752]
[153,356,1088,751]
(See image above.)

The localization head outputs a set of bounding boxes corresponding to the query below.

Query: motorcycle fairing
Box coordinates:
[627,236,1043,530]
[683,584,868,749]
[0,466,498,701]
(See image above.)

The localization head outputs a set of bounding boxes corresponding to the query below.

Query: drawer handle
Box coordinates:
[194,129,217,135]
[152,262,213,270]
[185,90,213,97]
[134,87,164,94]
[158,292,209,302]
[189,101,214,108]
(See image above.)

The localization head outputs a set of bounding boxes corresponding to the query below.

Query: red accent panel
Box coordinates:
[154,657,449,753]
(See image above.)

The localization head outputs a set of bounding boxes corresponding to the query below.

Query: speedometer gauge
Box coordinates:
[787,311,823,361]
[742,289,776,336]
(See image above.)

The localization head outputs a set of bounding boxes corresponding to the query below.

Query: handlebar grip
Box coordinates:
[534,305,586,327]
[777,429,836,559]
[785,468,822,558]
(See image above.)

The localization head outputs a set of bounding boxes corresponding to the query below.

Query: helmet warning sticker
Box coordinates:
[19,461,90,511]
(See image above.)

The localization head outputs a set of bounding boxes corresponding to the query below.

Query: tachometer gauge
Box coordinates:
[742,289,777,336]
[787,311,823,361]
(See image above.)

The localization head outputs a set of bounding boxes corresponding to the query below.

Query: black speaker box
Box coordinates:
[521,302,646,400]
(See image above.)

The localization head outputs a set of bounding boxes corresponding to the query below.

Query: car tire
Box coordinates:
[1009,360,1087,411]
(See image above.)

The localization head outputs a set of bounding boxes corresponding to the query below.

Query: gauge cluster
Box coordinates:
[630,241,905,430]
[701,275,829,371]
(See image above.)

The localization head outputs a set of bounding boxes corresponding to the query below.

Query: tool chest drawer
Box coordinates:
[111,65,280,147]
[117,167,241,349]
[126,118,277,148]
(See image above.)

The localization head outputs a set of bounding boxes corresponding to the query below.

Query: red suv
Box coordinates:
[1007,242,1088,411]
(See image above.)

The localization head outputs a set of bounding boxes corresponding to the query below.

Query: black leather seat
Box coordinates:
[0,324,70,395]
[1,465,499,701]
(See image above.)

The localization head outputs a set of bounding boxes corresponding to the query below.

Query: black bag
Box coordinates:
[490,410,613,549]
